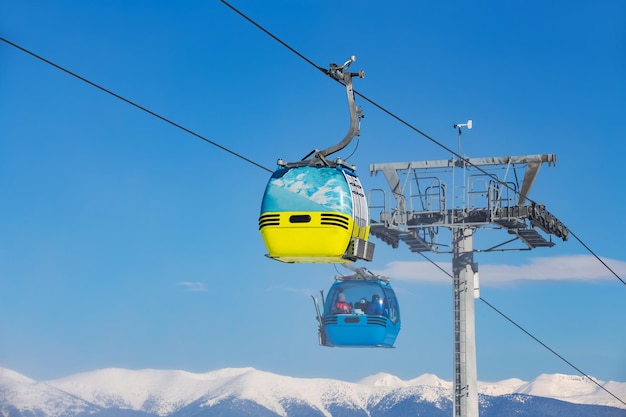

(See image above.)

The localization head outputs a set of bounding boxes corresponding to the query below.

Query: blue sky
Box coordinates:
[1,0,625,385]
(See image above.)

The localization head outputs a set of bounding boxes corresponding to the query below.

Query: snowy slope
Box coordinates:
[516,373,626,409]
[47,368,461,417]
[0,367,100,417]
[46,367,258,416]
[46,367,369,417]
[0,366,624,417]
[358,372,454,407]
[42,368,626,412]
[478,377,526,396]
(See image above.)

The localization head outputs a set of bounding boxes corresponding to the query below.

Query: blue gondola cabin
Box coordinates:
[317,273,400,348]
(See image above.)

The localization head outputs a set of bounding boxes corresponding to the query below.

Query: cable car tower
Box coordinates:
[368,121,569,417]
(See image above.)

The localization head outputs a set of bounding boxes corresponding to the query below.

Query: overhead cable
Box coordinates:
[219,1,503,190]
[417,252,626,407]
[0,36,273,174]
[218,0,624,287]
[569,230,626,286]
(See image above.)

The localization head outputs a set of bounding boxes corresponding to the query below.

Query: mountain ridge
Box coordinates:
[1,366,624,417]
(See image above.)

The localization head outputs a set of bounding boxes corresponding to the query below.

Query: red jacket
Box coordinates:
[335,301,351,314]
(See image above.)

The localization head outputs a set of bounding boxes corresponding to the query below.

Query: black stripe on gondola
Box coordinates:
[367,316,388,327]
[319,221,350,230]
[320,218,349,226]
[259,214,280,229]
[258,222,280,229]
[321,213,350,221]
[320,214,350,229]
[323,316,338,325]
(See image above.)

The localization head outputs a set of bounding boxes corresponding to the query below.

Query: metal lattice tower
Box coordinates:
[367,127,569,417]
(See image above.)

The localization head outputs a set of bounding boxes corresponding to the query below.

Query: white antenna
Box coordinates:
[453,119,473,129]
[453,119,473,157]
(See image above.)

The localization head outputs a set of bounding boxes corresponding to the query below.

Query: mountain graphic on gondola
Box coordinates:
[261,166,352,214]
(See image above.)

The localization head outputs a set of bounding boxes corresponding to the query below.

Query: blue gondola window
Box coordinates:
[324,281,398,323]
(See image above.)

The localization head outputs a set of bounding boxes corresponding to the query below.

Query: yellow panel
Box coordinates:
[259,211,354,262]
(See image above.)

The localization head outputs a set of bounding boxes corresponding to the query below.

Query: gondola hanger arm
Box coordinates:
[318,56,365,159]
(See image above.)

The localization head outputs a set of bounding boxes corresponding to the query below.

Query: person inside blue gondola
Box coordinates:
[366,294,387,317]
[354,297,368,313]
[334,291,352,314]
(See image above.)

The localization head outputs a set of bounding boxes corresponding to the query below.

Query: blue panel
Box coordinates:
[321,279,401,348]
[323,315,400,347]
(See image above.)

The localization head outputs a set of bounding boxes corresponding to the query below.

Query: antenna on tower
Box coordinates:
[453,120,473,130]
[453,120,473,156]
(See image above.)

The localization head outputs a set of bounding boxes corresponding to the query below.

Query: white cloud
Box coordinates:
[371,261,453,284]
[178,281,209,292]
[371,255,626,286]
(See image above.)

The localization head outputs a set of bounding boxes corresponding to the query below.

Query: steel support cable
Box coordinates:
[219,0,625,288]
[2,14,622,286]
[479,297,626,408]
[416,252,626,407]
[0,36,273,174]
[218,2,502,191]
[569,230,626,286]
[220,0,327,76]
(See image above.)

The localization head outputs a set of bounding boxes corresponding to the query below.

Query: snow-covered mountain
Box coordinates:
[0,367,624,417]
[0,368,101,417]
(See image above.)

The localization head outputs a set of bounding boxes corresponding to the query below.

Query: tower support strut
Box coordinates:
[452,227,478,417]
